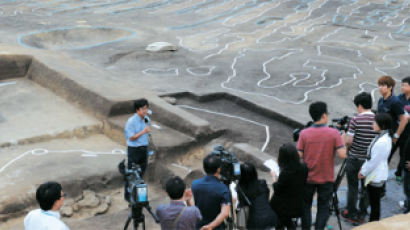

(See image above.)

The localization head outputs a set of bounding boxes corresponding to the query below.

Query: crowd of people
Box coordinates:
[24,75,410,230]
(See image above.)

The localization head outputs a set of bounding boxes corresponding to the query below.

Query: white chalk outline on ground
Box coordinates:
[0,148,126,174]
[177,104,270,152]
[0,81,16,87]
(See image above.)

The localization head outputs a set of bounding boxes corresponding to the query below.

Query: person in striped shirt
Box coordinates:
[341,92,378,223]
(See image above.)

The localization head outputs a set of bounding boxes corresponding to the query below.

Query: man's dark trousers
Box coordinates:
[127,146,148,177]
[346,158,368,216]
[302,182,333,230]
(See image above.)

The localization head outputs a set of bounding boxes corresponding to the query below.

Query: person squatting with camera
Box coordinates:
[191,154,231,230]
[340,92,378,223]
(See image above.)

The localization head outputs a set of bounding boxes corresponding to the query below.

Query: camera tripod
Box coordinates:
[222,180,251,230]
[329,158,347,230]
[123,202,159,230]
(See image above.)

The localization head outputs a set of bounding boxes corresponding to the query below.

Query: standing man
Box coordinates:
[377,76,408,180]
[341,92,378,223]
[156,176,202,230]
[297,101,346,230]
[192,154,231,230]
[24,181,69,230]
[398,77,410,213]
[124,98,150,176]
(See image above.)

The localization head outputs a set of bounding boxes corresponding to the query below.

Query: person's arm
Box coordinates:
[273,171,289,195]
[344,117,356,148]
[335,130,347,159]
[395,114,408,138]
[297,131,305,158]
[336,146,347,159]
[200,204,230,230]
[129,126,150,141]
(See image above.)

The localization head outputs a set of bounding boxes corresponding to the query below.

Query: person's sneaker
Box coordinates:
[355,212,366,223]
[341,209,359,223]
[399,200,406,209]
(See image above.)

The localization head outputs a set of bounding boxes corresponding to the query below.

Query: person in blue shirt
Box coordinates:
[192,154,231,230]
[124,98,151,176]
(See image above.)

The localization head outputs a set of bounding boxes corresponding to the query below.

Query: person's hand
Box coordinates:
[270,171,278,182]
[200,225,213,230]
[405,161,410,171]
[358,172,365,179]
[184,189,193,201]
[393,138,398,144]
[143,126,151,134]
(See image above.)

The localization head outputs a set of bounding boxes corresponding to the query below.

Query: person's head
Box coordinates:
[134,98,149,117]
[378,76,395,96]
[353,92,372,111]
[401,76,410,95]
[309,101,328,123]
[374,113,393,136]
[203,154,221,175]
[238,162,258,187]
[278,143,302,170]
[165,176,186,200]
[36,181,65,211]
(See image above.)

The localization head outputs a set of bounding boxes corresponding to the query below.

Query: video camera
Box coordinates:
[211,145,241,182]
[330,115,351,132]
[118,160,148,205]
[293,121,313,142]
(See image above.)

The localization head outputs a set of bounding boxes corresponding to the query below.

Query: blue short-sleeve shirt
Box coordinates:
[124,114,148,147]
[191,175,231,229]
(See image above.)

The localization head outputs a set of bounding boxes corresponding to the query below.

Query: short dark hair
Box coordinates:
[354,92,372,109]
[309,101,328,122]
[375,113,393,136]
[203,154,221,175]
[402,76,410,85]
[36,181,62,211]
[165,176,186,200]
[134,98,149,111]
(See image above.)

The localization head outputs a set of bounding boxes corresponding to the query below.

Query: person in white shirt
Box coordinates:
[358,113,393,222]
[24,181,70,230]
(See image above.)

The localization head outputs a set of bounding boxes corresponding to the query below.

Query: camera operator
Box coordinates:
[297,101,346,230]
[192,154,231,230]
[24,181,69,230]
[156,176,202,230]
[124,98,151,176]
[377,76,408,181]
[340,92,378,223]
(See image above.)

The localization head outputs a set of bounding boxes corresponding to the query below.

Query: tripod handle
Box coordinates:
[145,205,160,223]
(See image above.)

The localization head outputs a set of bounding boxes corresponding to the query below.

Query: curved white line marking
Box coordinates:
[178,104,270,152]
[0,148,126,173]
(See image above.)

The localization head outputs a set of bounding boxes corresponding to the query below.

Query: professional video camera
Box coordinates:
[292,121,313,142]
[331,115,351,132]
[118,160,159,230]
[211,145,241,183]
[119,160,148,205]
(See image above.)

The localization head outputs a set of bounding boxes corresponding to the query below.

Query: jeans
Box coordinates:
[345,158,368,216]
[367,184,383,221]
[388,130,409,177]
[302,183,333,230]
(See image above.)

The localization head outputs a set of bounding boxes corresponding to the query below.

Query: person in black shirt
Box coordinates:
[377,76,408,179]
[270,143,308,230]
[237,162,277,229]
